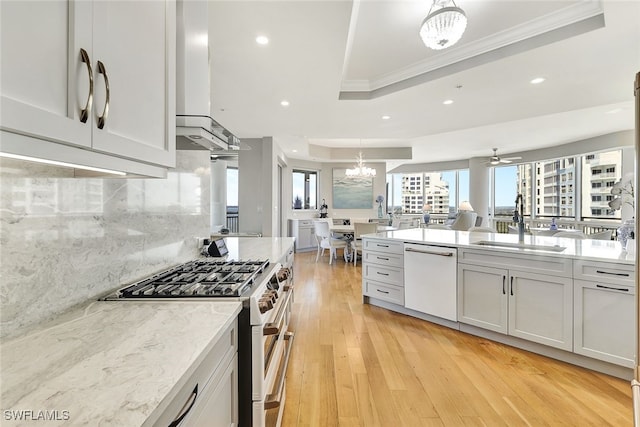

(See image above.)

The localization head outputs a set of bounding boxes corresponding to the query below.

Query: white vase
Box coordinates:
[617,219,635,249]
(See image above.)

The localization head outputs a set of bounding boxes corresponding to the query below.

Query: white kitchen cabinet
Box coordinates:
[458,264,508,333]
[458,249,573,351]
[574,270,636,367]
[182,354,238,427]
[0,0,175,173]
[508,270,573,351]
[362,237,404,306]
[289,219,316,252]
[150,319,238,427]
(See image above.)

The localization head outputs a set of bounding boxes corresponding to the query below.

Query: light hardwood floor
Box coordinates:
[282,251,633,426]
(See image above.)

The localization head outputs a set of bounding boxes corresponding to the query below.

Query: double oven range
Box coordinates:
[103,255,295,427]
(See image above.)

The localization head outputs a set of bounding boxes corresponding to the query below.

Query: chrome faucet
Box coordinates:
[513,194,525,242]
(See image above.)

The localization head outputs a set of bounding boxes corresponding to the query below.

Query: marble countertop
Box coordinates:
[208,236,295,263]
[365,228,636,265]
[0,300,241,426]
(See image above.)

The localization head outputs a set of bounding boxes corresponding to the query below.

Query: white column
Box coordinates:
[468,157,490,226]
[210,159,227,232]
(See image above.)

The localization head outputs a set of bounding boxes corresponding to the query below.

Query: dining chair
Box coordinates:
[313,220,348,264]
[554,230,587,239]
[351,222,378,266]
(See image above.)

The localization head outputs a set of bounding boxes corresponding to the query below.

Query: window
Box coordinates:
[494,164,532,218]
[535,156,575,217]
[292,169,318,210]
[387,170,468,215]
[581,150,622,219]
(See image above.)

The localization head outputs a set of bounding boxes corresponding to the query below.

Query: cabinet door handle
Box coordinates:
[510,276,514,296]
[96,60,110,129]
[596,284,630,292]
[79,48,93,123]
[595,270,630,277]
[168,384,198,427]
[502,275,506,295]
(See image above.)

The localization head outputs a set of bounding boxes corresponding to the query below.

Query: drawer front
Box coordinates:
[362,250,404,268]
[363,263,403,286]
[299,219,314,227]
[459,249,572,277]
[363,279,404,305]
[363,238,404,255]
[573,260,634,286]
[147,319,237,426]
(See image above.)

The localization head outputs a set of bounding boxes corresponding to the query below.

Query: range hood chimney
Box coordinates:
[176,0,239,151]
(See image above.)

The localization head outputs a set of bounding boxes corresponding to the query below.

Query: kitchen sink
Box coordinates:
[471,240,567,252]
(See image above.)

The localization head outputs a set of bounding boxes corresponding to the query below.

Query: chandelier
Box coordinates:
[420,0,467,50]
[346,152,376,178]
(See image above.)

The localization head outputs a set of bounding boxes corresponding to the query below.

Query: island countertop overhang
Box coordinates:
[364,228,635,265]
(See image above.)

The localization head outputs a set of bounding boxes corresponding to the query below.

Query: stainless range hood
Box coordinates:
[176,114,240,151]
[176,0,241,152]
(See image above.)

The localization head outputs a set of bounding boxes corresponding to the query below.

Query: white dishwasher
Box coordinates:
[404,243,458,321]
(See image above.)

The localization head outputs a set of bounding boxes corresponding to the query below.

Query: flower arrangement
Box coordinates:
[375,195,384,207]
[608,173,634,211]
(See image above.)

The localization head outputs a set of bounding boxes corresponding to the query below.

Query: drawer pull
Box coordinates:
[376,289,390,294]
[376,256,389,261]
[376,244,389,248]
[595,270,630,277]
[405,247,454,257]
[168,384,198,427]
[376,272,389,276]
[596,284,630,292]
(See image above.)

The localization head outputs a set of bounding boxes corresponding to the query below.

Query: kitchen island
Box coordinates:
[362,228,635,379]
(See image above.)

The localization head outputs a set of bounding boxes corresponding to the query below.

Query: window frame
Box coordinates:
[292,168,319,210]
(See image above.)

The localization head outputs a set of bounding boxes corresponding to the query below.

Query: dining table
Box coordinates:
[329,223,397,262]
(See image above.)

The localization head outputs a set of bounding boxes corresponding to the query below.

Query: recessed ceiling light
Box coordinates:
[280,100,290,107]
[381,115,391,120]
[443,99,454,105]
[256,35,269,45]
[530,77,545,84]
[292,149,298,153]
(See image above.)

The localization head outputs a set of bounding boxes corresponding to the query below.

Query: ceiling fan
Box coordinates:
[485,148,522,165]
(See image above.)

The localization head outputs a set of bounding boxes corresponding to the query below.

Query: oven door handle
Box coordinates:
[264,331,294,410]
[263,289,292,336]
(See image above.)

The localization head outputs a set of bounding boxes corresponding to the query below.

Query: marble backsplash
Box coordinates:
[0,151,211,338]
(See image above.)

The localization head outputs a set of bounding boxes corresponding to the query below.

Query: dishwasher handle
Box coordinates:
[405,247,454,257]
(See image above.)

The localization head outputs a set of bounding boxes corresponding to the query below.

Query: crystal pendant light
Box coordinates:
[420,0,467,50]
[346,152,376,178]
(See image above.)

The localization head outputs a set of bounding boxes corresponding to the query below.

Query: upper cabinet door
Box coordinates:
[0,0,93,148]
[91,0,176,168]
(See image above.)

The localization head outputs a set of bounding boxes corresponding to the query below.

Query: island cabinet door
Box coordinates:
[457,264,508,334]
[508,270,573,351]
[574,279,635,367]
